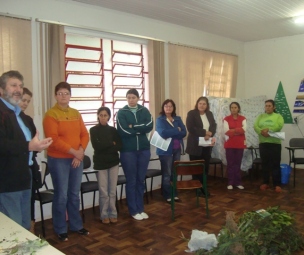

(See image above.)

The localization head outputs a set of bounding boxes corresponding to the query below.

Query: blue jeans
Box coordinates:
[0,188,31,230]
[120,150,151,216]
[159,149,181,199]
[48,156,83,234]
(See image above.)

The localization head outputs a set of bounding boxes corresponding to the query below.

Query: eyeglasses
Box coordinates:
[57,92,70,96]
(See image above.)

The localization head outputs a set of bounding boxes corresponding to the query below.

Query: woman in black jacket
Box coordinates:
[185,96,216,196]
[90,107,122,224]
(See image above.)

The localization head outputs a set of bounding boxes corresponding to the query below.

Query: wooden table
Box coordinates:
[0,212,65,254]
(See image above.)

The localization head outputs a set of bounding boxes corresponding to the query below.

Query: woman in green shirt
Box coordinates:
[254,100,284,193]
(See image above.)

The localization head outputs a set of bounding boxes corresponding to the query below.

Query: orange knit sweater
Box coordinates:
[43,103,89,158]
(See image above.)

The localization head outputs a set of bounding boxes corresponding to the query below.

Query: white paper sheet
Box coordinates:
[150,131,172,151]
[198,137,216,147]
[268,131,285,140]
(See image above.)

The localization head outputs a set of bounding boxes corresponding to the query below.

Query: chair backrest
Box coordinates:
[174,160,205,176]
[290,138,304,147]
[41,161,50,190]
[83,155,91,169]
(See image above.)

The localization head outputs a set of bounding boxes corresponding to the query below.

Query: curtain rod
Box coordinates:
[36,18,165,43]
[168,42,238,57]
[0,12,31,21]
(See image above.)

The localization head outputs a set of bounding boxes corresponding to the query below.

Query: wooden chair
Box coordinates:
[80,155,98,222]
[145,158,162,203]
[170,160,209,220]
[286,138,304,187]
[34,161,54,237]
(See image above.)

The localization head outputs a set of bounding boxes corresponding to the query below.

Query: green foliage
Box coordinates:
[196,206,304,255]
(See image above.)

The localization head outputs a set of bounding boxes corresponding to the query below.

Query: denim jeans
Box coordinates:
[48,156,83,234]
[120,150,151,216]
[96,165,119,220]
[159,148,181,199]
[0,188,31,230]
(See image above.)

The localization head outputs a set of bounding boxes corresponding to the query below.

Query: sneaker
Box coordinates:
[140,212,149,219]
[236,185,244,190]
[260,184,270,191]
[77,228,89,235]
[132,213,143,220]
[174,197,181,202]
[227,185,233,190]
[275,186,282,193]
[58,233,68,241]
[109,218,117,223]
[166,198,171,204]
[102,218,110,224]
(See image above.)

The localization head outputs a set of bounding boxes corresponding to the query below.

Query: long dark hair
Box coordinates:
[159,99,177,117]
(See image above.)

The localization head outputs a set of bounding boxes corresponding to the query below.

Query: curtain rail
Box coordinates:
[0,12,31,21]
[36,18,165,43]
[168,42,238,57]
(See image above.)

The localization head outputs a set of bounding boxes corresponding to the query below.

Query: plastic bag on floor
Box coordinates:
[186,229,218,252]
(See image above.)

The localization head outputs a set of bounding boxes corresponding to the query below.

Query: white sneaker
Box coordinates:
[132,213,143,220]
[227,185,233,190]
[237,185,244,189]
[140,212,149,219]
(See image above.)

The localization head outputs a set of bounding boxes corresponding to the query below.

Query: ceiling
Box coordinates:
[70,0,304,42]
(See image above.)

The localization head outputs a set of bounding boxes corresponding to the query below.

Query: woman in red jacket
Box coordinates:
[223,102,246,190]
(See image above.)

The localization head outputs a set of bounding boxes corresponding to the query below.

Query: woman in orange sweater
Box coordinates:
[43,82,89,241]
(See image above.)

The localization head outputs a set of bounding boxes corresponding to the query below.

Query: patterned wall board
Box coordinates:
[209,95,267,171]
[274,82,293,124]
[294,79,304,113]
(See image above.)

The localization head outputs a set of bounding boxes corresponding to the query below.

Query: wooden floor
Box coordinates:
[35,169,304,255]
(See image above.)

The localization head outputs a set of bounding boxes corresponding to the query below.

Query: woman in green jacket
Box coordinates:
[116,89,153,221]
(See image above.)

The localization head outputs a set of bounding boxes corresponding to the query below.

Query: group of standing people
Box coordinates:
[0,69,284,244]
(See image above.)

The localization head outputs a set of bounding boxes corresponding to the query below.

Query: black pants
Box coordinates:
[189,146,212,184]
[259,143,281,187]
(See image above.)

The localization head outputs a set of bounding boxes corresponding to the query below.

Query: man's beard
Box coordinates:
[3,90,21,106]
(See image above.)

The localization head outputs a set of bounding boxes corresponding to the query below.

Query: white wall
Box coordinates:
[244,34,304,163]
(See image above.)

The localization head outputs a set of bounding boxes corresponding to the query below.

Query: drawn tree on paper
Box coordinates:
[274,81,293,124]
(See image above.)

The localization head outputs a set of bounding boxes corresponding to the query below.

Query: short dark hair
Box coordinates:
[265,99,277,113]
[97,106,111,122]
[55,82,71,95]
[0,70,24,90]
[22,87,33,97]
[126,88,139,98]
[230,101,241,113]
[194,96,209,111]
[159,99,177,117]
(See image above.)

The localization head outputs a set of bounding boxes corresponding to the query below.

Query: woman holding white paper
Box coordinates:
[223,102,246,190]
[156,99,187,203]
[186,96,216,197]
[254,99,284,193]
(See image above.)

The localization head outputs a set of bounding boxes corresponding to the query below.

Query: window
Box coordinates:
[65,31,149,128]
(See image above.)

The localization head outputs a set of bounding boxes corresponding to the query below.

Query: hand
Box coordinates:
[129,124,133,128]
[261,128,269,137]
[204,135,210,141]
[69,147,84,161]
[206,131,212,137]
[71,158,81,168]
[29,131,53,152]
